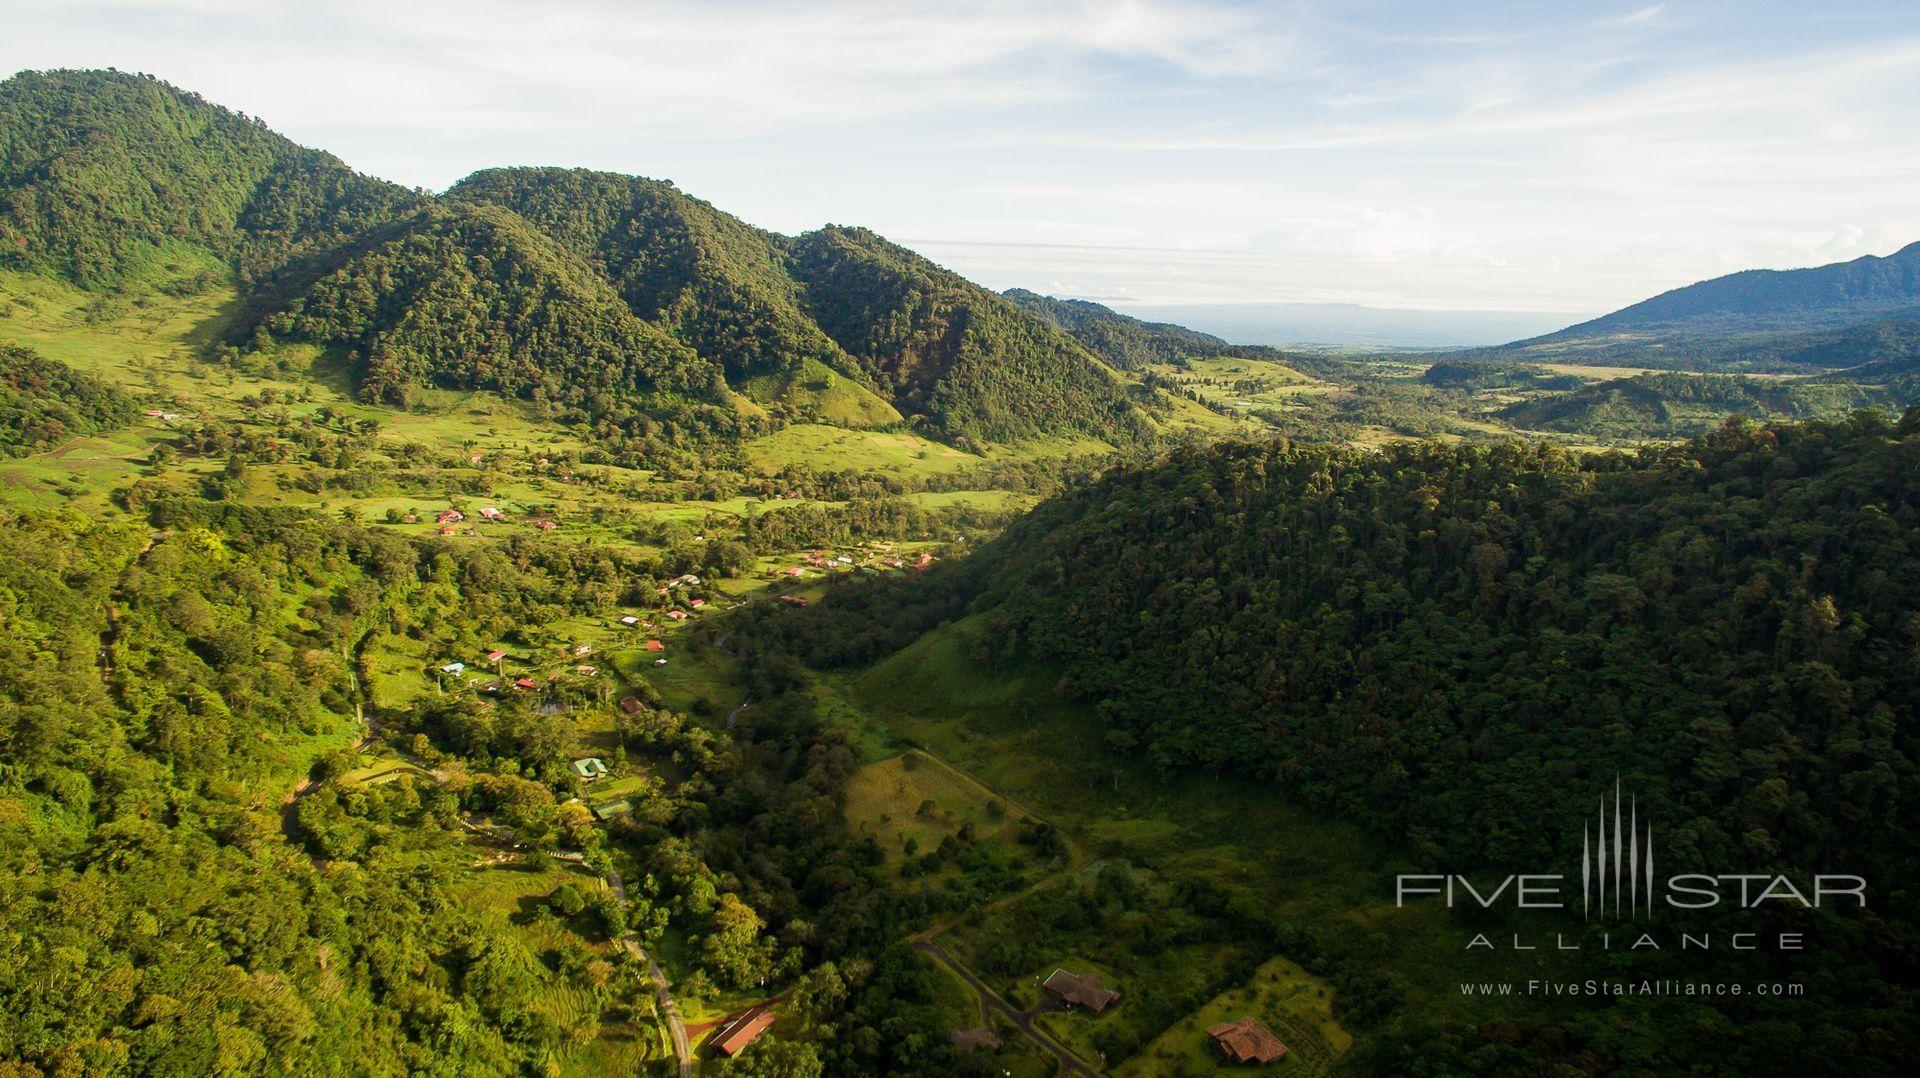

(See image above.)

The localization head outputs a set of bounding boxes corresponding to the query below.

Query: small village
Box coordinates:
[374,515,1310,1072]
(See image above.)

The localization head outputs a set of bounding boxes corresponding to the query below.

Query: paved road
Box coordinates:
[912,939,1095,1075]
[608,870,692,1078]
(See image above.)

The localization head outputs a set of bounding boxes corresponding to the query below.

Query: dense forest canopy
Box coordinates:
[449,167,866,386]
[788,227,1155,446]
[906,414,1917,873]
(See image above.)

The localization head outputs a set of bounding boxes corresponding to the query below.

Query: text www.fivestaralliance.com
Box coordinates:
[1462,981,1805,998]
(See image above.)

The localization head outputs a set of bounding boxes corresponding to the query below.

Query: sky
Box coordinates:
[5,0,1919,317]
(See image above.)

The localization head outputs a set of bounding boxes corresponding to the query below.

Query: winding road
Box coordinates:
[912,939,1094,1075]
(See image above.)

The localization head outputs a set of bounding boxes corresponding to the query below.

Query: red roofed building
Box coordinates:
[644,640,665,652]
[514,677,537,690]
[436,510,464,524]
[707,1007,774,1058]
[1207,1017,1287,1064]
[486,650,507,663]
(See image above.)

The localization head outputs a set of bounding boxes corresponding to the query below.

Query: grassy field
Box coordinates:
[1119,955,1351,1075]
[1148,355,1341,418]
[736,357,903,427]
[844,750,1026,871]
[743,424,986,474]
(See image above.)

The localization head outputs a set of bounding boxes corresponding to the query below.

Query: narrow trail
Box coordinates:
[886,747,1099,1072]
[905,746,1087,944]
[607,870,692,1078]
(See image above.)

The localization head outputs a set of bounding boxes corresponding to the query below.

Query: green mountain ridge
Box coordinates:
[1001,286,1350,379]
[1466,243,1920,372]
[787,226,1156,446]
[0,69,419,288]
[1002,287,1237,368]
[0,70,1163,449]
[241,202,746,440]
[447,167,863,386]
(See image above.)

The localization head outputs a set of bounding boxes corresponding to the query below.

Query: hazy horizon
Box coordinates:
[1101,299,1593,349]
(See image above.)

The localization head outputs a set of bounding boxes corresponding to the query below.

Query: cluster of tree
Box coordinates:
[735,497,1006,553]
[0,343,137,455]
[1420,360,1584,392]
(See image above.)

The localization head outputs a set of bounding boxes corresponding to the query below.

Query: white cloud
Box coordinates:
[2,0,1916,312]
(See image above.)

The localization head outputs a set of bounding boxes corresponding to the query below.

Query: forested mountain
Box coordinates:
[0,69,418,288]
[0,70,1167,448]
[789,227,1155,446]
[789,412,1919,872]
[449,168,863,386]
[238,203,746,441]
[1551,242,1920,336]
[1471,243,1920,371]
